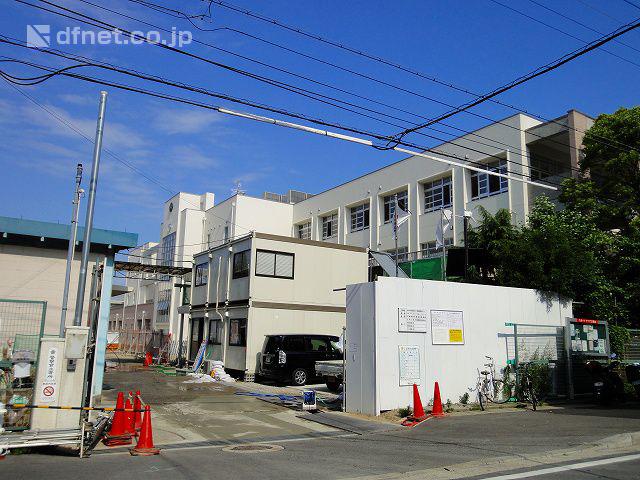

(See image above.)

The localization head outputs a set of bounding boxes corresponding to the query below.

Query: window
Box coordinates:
[350,202,370,232]
[471,159,508,199]
[232,249,250,278]
[383,190,408,223]
[322,213,338,239]
[194,262,208,286]
[297,221,311,240]
[309,337,328,352]
[255,250,294,279]
[223,225,229,241]
[385,247,408,263]
[421,238,453,258]
[159,232,176,281]
[282,336,305,352]
[424,176,452,212]
[208,319,222,345]
[229,318,247,346]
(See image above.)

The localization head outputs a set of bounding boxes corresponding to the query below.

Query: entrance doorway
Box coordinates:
[189,317,204,361]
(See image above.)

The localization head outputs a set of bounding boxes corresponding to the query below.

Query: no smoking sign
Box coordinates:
[43,385,55,397]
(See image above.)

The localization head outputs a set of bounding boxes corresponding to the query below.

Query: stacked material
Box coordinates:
[184,373,216,384]
[210,361,235,382]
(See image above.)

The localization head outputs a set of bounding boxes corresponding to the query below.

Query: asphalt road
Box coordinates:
[3,405,640,480]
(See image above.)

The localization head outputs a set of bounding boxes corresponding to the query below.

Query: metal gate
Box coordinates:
[0,299,46,431]
[504,322,568,397]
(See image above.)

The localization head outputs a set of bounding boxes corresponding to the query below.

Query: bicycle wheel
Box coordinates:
[478,390,487,412]
[490,379,512,404]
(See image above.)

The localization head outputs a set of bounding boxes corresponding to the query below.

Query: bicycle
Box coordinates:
[475,356,513,410]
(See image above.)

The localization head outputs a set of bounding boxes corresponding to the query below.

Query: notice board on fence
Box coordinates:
[430,310,464,345]
[398,345,421,386]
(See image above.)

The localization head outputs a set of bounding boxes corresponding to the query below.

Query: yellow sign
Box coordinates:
[448,329,463,343]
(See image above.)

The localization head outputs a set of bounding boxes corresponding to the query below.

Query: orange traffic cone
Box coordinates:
[103,392,132,446]
[431,381,445,416]
[401,384,427,426]
[133,390,143,433]
[412,384,426,419]
[143,352,150,367]
[125,396,136,436]
[130,405,160,456]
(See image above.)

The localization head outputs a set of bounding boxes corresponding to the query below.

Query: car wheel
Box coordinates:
[326,379,341,392]
[292,368,308,386]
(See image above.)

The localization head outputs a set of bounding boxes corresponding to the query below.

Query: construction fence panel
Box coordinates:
[624,329,640,362]
[505,323,568,397]
[0,299,46,431]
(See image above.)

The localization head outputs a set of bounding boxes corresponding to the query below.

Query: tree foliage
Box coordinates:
[468,106,640,328]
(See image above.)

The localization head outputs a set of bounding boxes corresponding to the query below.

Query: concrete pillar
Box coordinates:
[452,166,466,245]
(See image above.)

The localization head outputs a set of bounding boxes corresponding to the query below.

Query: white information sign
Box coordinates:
[40,346,59,403]
[398,308,428,333]
[430,310,465,345]
[398,345,421,386]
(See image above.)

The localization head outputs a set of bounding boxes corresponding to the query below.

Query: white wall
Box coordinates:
[0,244,104,336]
[346,277,572,415]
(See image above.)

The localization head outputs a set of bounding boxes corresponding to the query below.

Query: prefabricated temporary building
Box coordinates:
[345,277,572,415]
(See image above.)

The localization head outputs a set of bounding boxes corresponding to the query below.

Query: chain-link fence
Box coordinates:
[504,323,567,397]
[0,299,46,431]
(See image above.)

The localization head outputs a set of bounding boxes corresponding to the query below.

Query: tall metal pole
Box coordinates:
[394,194,399,277]
[73,91,108,327]
[59,163,84,337]
[463,214,470,281]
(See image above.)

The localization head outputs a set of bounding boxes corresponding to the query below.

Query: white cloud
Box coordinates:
[152,106,223,135]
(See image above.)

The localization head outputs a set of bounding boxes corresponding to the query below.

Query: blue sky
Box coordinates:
[1,0,639,245]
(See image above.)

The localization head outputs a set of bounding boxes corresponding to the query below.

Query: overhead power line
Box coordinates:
[488,0,640,69]
[526,0,640,55]
[0,56,558,193]
[0,36,574,183]
[69,0,593,177]
[393,15,640,141]
[204,0,634,152]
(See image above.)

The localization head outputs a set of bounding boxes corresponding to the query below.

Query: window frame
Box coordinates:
[385,246,409,263]
[383,190,408,223]
[420,238,453,258]
[424,176,452,213]
[350,202,370,232]
[228,318,247,347]
[297,221,311,240]
[255,249,295,280]
[471,159,509,200]
[194,262,208,287]
[232,249,250,279]
[322,213,338,239]
[208,319,223,345]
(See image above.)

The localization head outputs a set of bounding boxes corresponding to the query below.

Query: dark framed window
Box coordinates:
[322,213,338,239]
[232,249,250,278]
[297,222,311,239]
[255,249,294,279]
[350,202,370,232]
[282,336,305,352]
[424,176,452,212]
[383,190,408,223]
[194,262,208,286]
[229,318,247,346]
[208,319,223,345]
[471,159,508,199]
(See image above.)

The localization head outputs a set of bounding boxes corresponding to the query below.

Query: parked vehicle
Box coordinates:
[625,363,640,398]
[259,334,342,386]
[315,359,343,392]
[585,359,625,405]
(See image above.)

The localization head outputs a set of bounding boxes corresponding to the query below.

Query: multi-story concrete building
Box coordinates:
[113,110,593,353]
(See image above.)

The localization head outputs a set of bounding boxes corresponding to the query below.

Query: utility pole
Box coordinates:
[73,91,108,327]
[59,163,84,337]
